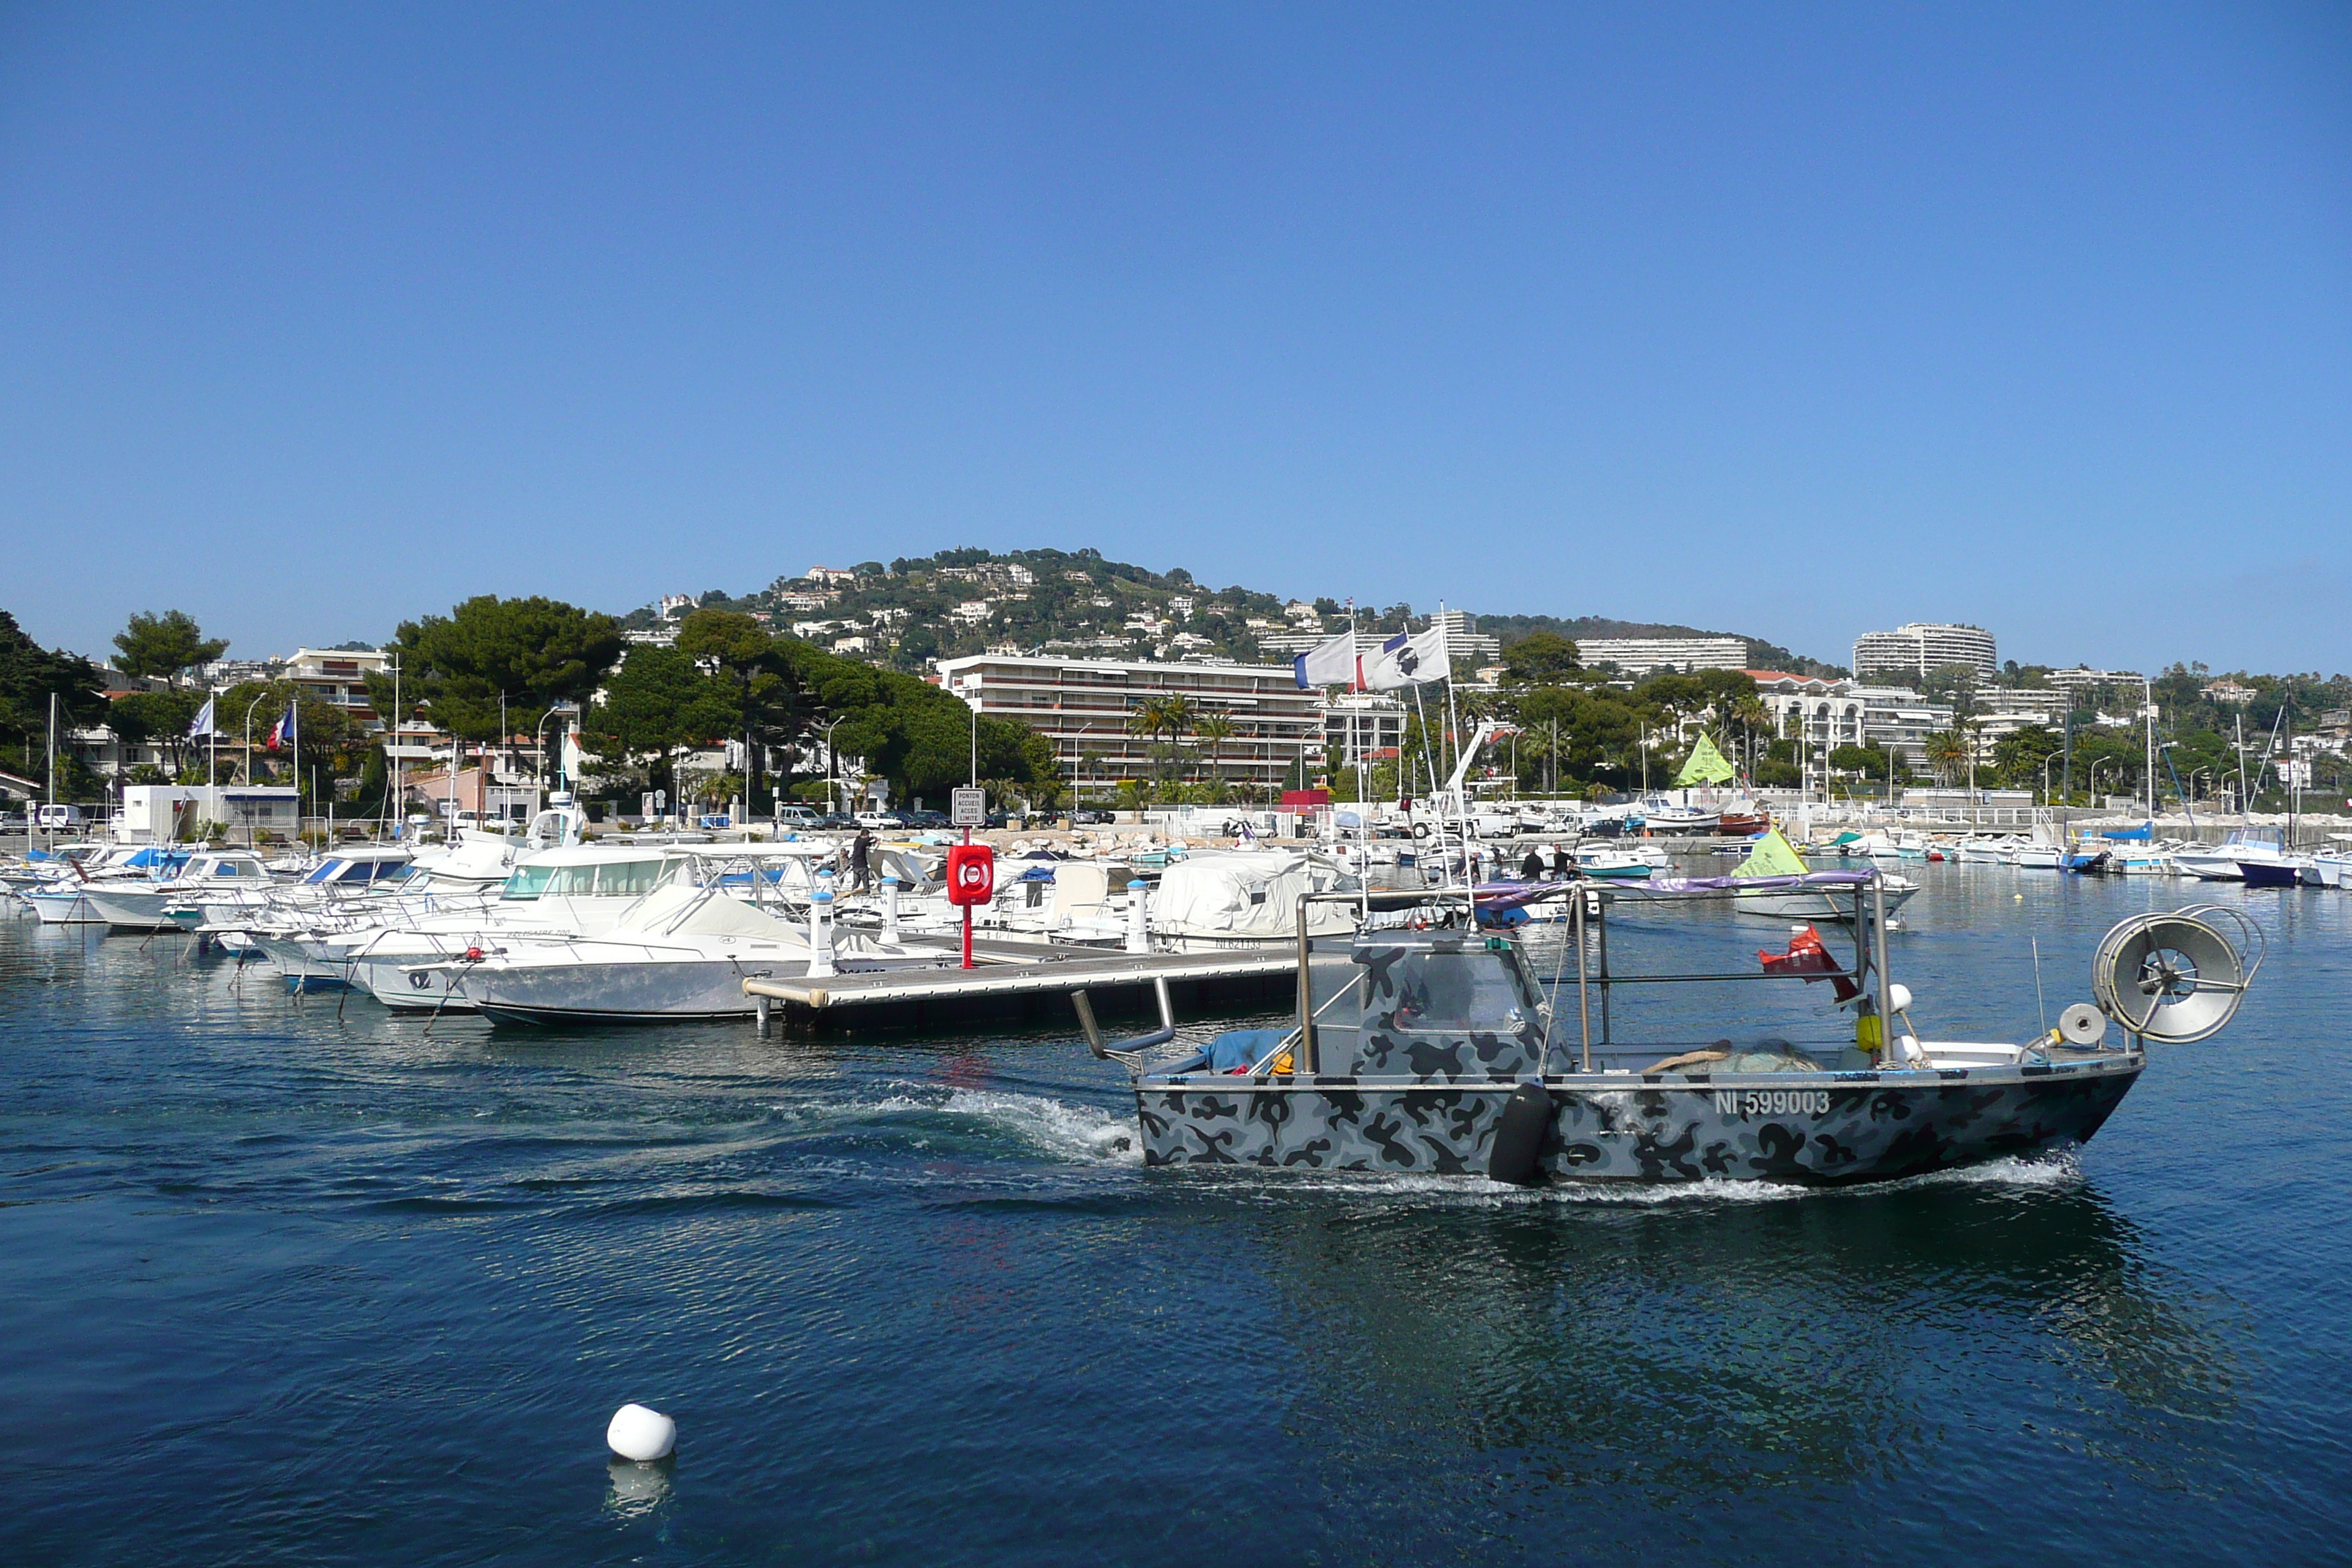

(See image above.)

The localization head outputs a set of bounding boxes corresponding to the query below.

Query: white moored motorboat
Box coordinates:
[1727,828,1920,922]
[80,851,277,933]
[2175,829,2288,883]
[449,881,949,1025]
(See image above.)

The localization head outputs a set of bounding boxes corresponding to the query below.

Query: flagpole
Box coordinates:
[1438,604,1465,855]
[1347,600,1362,815]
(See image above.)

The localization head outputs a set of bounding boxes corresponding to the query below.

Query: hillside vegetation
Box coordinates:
[627,546,1835,674]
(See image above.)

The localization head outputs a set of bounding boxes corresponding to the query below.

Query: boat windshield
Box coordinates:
[500,865,557,901]
[1362,941,1539,1034]
[526,859,671,898]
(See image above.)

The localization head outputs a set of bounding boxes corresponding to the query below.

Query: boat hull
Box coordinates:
[23,888,103,924]
[465,957,804,1025]
[79,889,193,932]
[1735,882,1920,922]
[1134,1057,2140,1183]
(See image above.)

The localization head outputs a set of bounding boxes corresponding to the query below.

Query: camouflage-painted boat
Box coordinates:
[1083,878,2255,1187]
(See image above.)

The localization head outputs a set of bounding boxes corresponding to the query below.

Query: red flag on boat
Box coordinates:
[1760,925,1861,1002]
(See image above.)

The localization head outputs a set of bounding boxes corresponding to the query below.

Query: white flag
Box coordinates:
[1364,626,1449,690]
[1293,632,1360,690]
[188,696,217,738]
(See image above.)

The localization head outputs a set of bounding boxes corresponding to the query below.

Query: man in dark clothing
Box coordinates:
[1520,848,1547,881]
[850,829,874,892]
[1550,844,1573,880]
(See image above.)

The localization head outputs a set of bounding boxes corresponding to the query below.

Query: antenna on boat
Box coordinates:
[2031,936,2048,1037]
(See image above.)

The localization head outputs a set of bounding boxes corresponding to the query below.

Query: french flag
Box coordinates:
[1293,631,1362,692]
[265,702,296,750]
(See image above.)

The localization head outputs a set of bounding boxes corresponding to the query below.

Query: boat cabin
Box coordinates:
[300,853,417,888]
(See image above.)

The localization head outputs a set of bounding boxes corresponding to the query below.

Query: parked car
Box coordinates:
[774,805,821,828]
[908,810,951,829]
[852,812,899,831]
[809,813,856,830]
[1071,808,1115,826]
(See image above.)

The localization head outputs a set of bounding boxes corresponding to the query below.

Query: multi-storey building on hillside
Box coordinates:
[1576,636,1748,675]
[1850,622,1997,683]
[935,653,1322,792]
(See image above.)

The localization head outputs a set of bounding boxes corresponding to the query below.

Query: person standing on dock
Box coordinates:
[1520,847,1546,881]
[1550,844,1572,881]
[849,828,874,892]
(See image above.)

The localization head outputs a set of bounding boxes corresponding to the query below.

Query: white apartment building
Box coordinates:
[935,653,1323,790]
[283,647,390,728]
[1253,627,1327,656]
[1322,693,1407,769]
[1752,673,1953,771]
[1576,635,1749,675]
[1850,622,1997,683]
[1428,610,1501,665]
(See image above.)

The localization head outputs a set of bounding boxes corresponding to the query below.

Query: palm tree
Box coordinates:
[1127,694,1198,782]
[1159,694,1197,750]
[1126,698,1170,779]
[1193,712,1235,797]
[1924,724,1971,788]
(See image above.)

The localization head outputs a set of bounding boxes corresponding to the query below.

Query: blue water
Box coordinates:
[4,865,2348,1566]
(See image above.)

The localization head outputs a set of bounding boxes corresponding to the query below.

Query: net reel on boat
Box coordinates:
[2090,905,2264,1044]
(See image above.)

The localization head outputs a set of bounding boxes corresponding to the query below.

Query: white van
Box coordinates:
[36,804,85,829]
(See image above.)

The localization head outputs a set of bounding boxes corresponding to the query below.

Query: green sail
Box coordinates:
[1674,731,1737,786]
[1733,826,1809,878]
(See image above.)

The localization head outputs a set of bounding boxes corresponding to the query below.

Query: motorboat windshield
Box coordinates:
[301,858,416,887]
[498,855,677,901]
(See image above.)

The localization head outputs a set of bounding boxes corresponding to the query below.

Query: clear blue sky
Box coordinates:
[3,4,2347,675]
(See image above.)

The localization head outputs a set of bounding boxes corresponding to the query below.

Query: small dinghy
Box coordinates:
[1077,876,2258,1186]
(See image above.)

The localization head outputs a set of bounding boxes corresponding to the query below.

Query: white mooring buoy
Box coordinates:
[606,1402,676,1463]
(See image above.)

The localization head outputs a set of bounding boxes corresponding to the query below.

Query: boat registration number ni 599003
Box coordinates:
[1713,1090,1831,1117]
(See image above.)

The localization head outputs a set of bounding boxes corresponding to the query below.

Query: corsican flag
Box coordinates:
[1363,625,1449,690]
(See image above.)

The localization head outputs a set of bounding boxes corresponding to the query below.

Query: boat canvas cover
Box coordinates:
[1732,827,1809,878]
[1674,733,1738,787]
[1149,851,1353,938]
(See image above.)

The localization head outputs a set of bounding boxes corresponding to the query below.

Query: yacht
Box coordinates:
[80,851,279,933]
[446,882,946,1025]
[2175,830,2288,883]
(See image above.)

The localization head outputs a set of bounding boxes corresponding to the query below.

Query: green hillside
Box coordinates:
[624,546,1842,674]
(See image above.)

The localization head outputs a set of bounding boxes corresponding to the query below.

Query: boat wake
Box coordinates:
[1890,1149,2082,1191]
[938,1088,1144,1166]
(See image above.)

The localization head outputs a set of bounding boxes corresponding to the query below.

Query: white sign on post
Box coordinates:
[950,786,987,828]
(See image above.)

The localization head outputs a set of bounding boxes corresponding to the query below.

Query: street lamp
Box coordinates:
[815,716,848,815]
[240,691,274,785]
[2040,752,2054,808]
[535,701,581,823]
